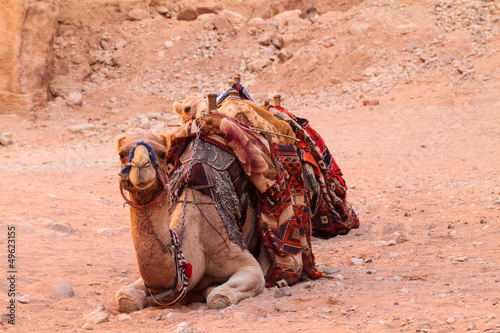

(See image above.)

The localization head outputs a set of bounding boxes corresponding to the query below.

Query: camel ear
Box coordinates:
[173,101,182,115]
[159,134,168,148]
[116,136,127,151]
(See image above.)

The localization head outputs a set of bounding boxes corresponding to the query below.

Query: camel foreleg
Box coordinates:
[115,277,156,313]
[205,265,265,309]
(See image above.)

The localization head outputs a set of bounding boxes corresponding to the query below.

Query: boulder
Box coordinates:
[0,0,60,114]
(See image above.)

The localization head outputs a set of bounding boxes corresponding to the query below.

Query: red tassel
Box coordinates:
[185,263,192,279]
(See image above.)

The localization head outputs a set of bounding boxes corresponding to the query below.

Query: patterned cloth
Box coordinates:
[257,144,324,287]
[265,105,360,238]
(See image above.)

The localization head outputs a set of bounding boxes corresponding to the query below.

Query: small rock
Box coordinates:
[362,97,379,106]
[302,282,312,289]
[82,323,94,330]
[447,317,456,324]
[25,277,74,298]
[127,9,150,21]
[443,55,455,64]
[480,217,487,224]
[324,267,341,275]
[157,6,169,15]
[0,132,13,146]
[164,41,174,48]
[43,221,73,234]
[472,241,483,246]
[16,295,30,304]
[420,55,430,63]
[400,288,409,293]
[117,313,132,322]
[246,58,272,72]
[174,328,195,333]
[366,269,377,275]
[84,308,109,325]
[387,239,397,246]
[405,43,418,52]
[394,276,402,281]
[350,258,364,265]
[467,322,477,330]
[457,66,468,74]
[275,286,292,298]
[66,92,83,106]
[166,312,176,319]
[334,274,344,281]
[96,228,113,236]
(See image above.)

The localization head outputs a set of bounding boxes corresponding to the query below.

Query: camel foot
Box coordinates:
[115,286,148,313]
[206,286,238,309]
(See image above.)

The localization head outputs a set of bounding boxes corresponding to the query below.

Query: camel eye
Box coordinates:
[183,106,191,114]
[158,152,166,160]
[119,152,125,159]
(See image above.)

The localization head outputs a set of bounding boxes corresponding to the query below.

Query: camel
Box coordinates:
[114,132,265,312]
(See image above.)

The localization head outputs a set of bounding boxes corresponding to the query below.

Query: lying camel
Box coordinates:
[114,132,264,312]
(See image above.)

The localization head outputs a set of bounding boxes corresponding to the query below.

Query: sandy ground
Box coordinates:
[1,1,500,332]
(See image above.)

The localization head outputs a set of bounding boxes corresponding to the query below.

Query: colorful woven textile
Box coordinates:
[266,105,360,238]
[257,144,324,287]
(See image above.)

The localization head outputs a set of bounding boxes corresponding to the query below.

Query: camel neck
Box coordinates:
[129,203,178,292]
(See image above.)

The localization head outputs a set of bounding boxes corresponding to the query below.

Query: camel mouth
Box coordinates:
[131,178,156,191]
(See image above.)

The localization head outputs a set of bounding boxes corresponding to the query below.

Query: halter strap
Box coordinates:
[119,141,168,209]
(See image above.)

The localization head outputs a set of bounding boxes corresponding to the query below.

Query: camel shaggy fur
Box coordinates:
[115,132,264,312]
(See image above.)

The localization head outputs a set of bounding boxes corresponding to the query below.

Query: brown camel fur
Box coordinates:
[115,132,264,312]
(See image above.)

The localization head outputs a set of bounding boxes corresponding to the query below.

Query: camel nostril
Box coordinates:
[131,160,152,169]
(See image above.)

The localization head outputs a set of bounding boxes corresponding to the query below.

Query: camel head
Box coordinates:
[173,94,207,124]
[116,133,168,196]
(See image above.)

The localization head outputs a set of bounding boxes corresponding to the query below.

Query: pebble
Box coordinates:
[83,308,109,325]
[394,276,402,281]
[0,132,13,146]
[362,97,379,106]
[96,228,113,236]
[164,41,174,48]
[81,323,94,330]
[16,294,30,304]
[275,286,292,298]
[66,92,83,106]
[117,313,132,322]
[366,269,377,275]
[480,217,487,224]
[350,258,364,265]
[127,9,151,21]
[387,239,397,246]
[166,312,177,319]
[334,274,344,281]
[447,317,456,324]
[467,322,477,330]
[324,267,341,275]
[302,282,313,289]
[43,220,73,234]
[400,288,409,293]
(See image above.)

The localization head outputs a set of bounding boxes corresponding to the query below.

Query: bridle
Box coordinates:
[119,141,169,209]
